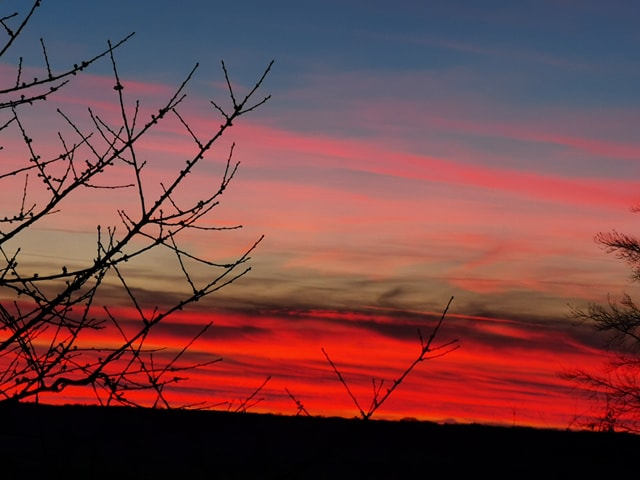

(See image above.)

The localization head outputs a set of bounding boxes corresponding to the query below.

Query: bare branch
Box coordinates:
[234,376,271,413]
[285,387,311,416]
[0,2,272,409]
[322,296,457,420]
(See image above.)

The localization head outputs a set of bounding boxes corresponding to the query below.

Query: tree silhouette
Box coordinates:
[0,1,272,407]
[562,227,640,433]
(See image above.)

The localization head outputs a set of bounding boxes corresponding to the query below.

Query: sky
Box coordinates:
[1,0,640,429]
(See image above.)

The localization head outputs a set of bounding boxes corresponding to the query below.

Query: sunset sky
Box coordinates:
[2,1,640,429]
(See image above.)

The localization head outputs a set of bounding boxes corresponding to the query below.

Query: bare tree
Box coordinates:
[562,228,640,433]
[0,1,272,408]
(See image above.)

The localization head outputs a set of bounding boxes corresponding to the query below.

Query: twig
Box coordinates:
[234,376,272,413]
[285,387,311,416]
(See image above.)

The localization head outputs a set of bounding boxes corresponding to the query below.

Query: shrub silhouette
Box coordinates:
[562,227,640,433]
[0,1,272,407]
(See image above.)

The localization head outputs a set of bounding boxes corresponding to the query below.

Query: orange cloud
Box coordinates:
[15,299,606,429]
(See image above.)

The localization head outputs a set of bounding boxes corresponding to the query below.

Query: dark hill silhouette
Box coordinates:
[0,402,637,478]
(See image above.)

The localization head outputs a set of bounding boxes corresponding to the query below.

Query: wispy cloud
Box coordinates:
[3,25,635,427]
[75,305,601,427]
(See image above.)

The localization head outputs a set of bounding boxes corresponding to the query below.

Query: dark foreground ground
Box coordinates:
[0,402,638,479]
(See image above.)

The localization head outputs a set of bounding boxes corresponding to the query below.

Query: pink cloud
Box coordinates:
[225,122,639,212]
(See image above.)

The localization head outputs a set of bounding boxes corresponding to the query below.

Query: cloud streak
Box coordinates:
[53,304,602,428]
